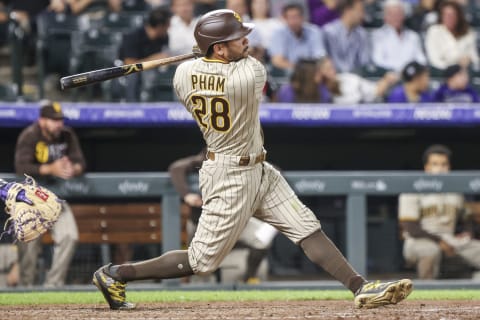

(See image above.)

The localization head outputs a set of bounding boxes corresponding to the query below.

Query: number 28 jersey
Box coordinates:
[173,56,267,156]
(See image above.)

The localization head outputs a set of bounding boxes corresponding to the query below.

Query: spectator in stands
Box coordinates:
[168,149,278,283]
[168,0,198,55]
[269,3,325,72]
[249,0,283,50]
[276,59,331,103]
[387,61,433,102]
[119,6,171,101]
[425,0,479,70]
[226,0,249,19]
[399,144,480,279]
[318,56,399,104]
[433,64,480,102]
[308,0,339,27]
[270,0,308,18]
[322,0,370,73]
[406,0,442,33]
[371,0,427,72]
[7,1,54,66]
[14,100,85,287]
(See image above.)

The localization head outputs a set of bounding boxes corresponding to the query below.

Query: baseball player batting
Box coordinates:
[92,9,413,310]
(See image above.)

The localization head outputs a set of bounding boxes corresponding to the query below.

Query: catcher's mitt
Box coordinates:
[3,175,63,242]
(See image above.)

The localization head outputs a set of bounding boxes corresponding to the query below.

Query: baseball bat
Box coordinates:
[60,47,201,90]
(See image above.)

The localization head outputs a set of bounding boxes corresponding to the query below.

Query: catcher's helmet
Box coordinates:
[194,9,254,54]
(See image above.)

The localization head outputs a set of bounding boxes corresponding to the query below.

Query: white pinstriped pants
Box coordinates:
[188,158,321,275]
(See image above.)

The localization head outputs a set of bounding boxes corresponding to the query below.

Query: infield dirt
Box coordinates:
[1,300,478,320]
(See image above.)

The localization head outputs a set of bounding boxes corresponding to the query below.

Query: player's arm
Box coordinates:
[168,149,205,207]
[399,221,441,242]
[399,194,455,255]
[398,193,441,242]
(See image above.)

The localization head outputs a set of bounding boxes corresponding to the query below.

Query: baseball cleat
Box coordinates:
[92,263,135,310]
[354,279,413,309]
[245,277,261,285]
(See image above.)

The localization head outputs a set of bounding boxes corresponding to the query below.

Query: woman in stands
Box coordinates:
[276,59,331,103]
[425,0,479,70]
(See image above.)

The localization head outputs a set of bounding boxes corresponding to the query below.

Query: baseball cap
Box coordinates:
[39,100,65,120]
[444,64,462,79]
[402,61,427,82]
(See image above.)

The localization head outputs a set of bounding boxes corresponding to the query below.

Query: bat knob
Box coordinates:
[192,45,203,58]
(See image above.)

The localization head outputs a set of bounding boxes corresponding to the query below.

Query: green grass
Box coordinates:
[0,290,479,306]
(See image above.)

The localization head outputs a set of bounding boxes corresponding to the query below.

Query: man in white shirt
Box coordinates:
[168,0,199,55]
[371,0,426,72]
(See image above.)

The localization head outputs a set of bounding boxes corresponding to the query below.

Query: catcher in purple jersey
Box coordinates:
[92,9,412,310]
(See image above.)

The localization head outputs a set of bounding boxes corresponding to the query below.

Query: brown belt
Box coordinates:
[206,151,266,166]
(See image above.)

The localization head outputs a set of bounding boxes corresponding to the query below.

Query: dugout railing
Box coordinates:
[2,171,480,284]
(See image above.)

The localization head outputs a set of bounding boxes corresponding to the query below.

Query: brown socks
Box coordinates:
[243,248,268,282]
[109,250,194,282]
[300,230,365,293]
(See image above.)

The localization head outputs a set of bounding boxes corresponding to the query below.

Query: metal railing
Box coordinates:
[3,171,480,282]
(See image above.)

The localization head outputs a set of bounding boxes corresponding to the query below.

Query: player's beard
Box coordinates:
[228,46,249,62]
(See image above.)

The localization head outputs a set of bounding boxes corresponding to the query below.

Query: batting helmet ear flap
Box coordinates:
[194,9,254,55]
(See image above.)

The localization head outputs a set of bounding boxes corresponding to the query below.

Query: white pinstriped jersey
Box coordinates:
[399,193,464,236]
[173,56,266,156]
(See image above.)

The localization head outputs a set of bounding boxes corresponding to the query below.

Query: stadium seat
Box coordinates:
[0,83,18,101]
[360,64,389,79]
[471,76,480,94]
[93,12,145,33]
[466,7,480,27]
[122,0,150,13]
[101,72,128,102]
[69,30,123,100]
[140,65,177,102]
[363,2,384,29]
[267,65,290,88]
[428,66,445,78]
[0,20,8,47]
[36,12,88,97]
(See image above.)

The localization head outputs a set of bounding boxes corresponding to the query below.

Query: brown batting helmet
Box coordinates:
[194,9,254,54]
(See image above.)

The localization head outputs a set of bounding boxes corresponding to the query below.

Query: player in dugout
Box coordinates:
[14,100,85,287]
[399,144,480,279]
[92,9,413,310]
